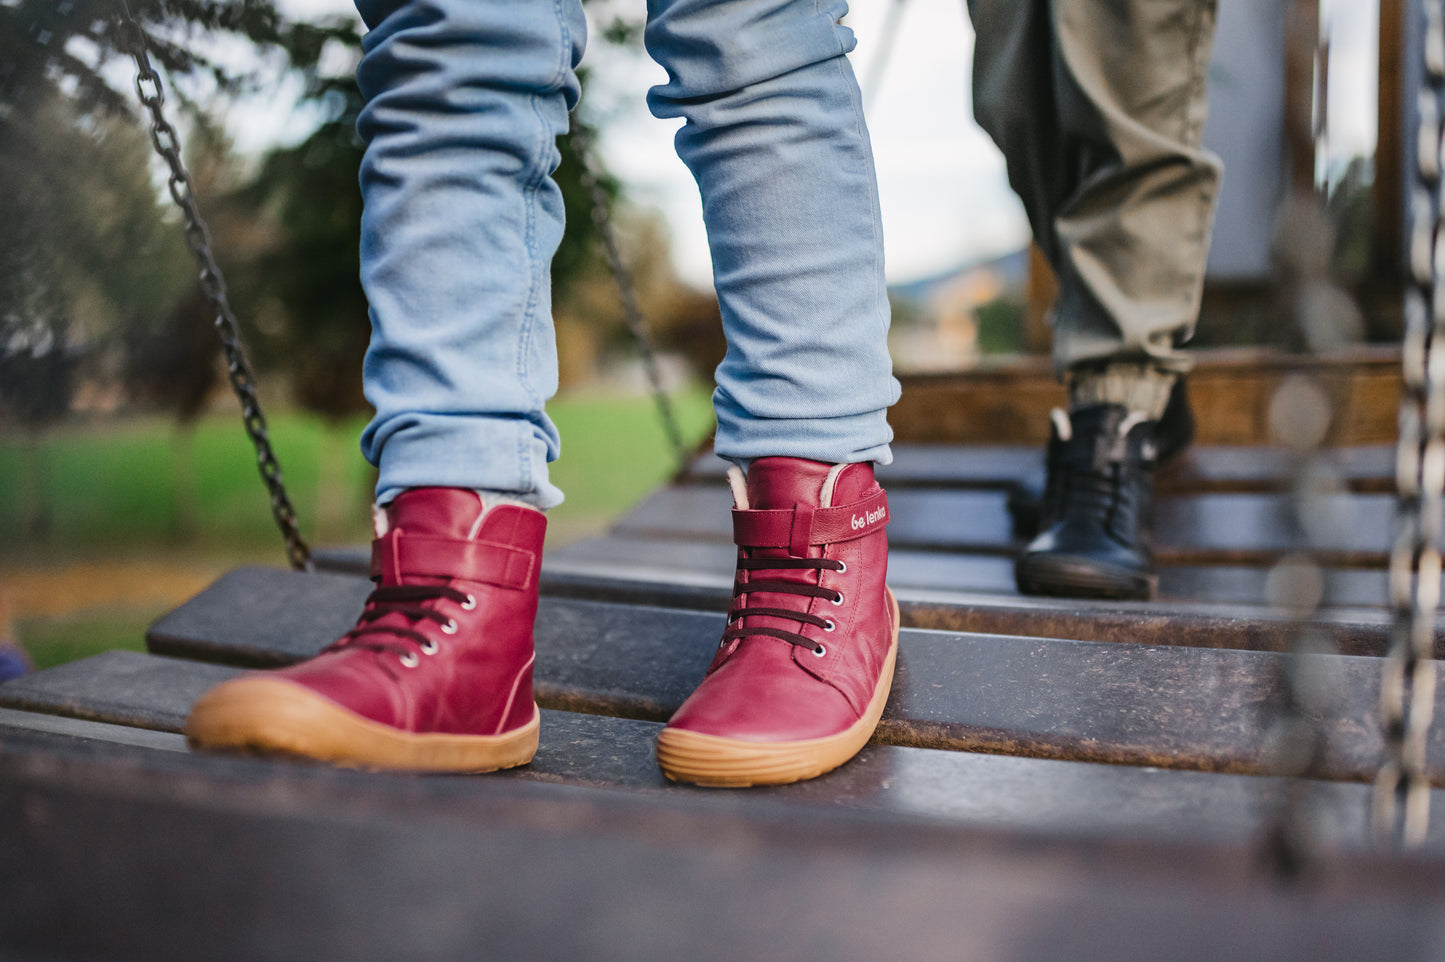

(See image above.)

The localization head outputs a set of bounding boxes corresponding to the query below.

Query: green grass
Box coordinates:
[14,610,152,671]
[1,386,716,666]
[548,388,714,525]
[0,386,715,560]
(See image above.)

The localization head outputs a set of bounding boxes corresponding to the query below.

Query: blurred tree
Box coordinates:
[0,91,193,536]
[0,317,81,537]
[0,0,361,361]
[974,294,1027,355]
[1,0,359,540]
[3,0,696,543]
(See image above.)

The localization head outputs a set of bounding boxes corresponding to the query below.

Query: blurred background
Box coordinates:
[0,0,1396,669]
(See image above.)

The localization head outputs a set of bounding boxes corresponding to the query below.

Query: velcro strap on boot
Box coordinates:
[371,530,537,589]
[731,489,889,552]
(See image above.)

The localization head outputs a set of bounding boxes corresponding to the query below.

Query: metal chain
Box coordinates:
[1376,0,1445,847]
[569,126,691,471]
[1261,0,1350,873]
[114,2,312,572]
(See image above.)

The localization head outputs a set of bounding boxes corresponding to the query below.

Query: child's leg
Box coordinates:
[645,0,900,468]
[356,0,586,509]
[187,0,584,771]
[645,0,899,786]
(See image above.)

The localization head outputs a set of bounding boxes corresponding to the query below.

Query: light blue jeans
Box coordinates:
[355,0,899,507]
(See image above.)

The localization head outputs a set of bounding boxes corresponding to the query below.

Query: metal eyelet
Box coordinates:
[812,644,827,657]
[441,619,458,635]
[836,561,847,574]
[461,594,477,611]
[398,652,419,668]
[830,591,845,606]
[823,619,836,632]
[420,639,439,656]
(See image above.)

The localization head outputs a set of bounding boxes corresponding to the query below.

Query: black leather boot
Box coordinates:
[1014,404,1158,600]
[1007,377,1193,539]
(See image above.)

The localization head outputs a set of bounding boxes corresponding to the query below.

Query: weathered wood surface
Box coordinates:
[889,347,1402,446]
[0,651,237,732]
[612,484,1395,566]
[133,567,1445,782]
[546,534,1400,608]
[540,534,1415,655]
[680,444,1396,494]
[5,726,1445,962]
[0,677,1439,852]
[0,706,187,753]
[319,535,1411,655]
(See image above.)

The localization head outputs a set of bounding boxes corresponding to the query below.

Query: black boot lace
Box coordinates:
[325,584,475,662]
[725,556,846,655]
[1051,426,1152,545]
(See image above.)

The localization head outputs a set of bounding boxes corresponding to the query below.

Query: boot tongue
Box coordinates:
[383,487,486,540]
[745,457,833,510]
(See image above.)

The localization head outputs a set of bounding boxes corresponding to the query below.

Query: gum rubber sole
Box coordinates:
[654,589,901,788]
[185,676,539,773]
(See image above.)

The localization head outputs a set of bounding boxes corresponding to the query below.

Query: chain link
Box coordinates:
[1375,0,1445,847]
[114,3,312,572]
[569,126,691,471]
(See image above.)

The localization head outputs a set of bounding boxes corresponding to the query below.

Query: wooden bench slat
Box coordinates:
[547,532,1395,608]
[613,485,1395,565]
[5,724,1443,962]
[139,567,1445,783]
[1,652,1438,853]
[540,535,1409,656]
[0,705,188,753]
[0,651,237,733]
[682,443,1396,494]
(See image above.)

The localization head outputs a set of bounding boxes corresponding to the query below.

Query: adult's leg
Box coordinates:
[645,0,900,786]
[970,0,1221,391]
[357,0,585,508]
[969,0,1220,599]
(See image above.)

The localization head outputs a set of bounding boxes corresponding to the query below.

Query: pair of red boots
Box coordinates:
[187,457,898,786]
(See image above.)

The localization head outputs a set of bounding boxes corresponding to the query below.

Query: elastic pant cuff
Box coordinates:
[1066,364,1178,420]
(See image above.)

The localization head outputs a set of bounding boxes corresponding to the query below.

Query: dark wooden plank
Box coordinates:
[681,443,1396,494]
[144,567,1445,782]
[146,565,374,662]
[2,658,1440,853]
[612,484,1395,565]
[5,728,1445,962]
[0,705,188,753]
[547,532,1395,609]
[314,536,1411,654]
[540,535,1409,655]
[0,650,237,732]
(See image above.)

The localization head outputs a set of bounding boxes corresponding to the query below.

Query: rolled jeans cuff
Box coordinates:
[372,413,564,509]
[713,397,895,468]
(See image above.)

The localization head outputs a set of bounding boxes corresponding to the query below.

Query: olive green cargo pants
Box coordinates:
[968,0,1222,380]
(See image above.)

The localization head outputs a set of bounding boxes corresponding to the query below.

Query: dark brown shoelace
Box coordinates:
[326,584,472,659]
[725,556,844,655]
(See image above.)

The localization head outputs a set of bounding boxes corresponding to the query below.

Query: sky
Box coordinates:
[232,0,1381,289]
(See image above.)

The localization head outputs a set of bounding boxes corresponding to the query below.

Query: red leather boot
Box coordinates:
[186,487,544,772]
[656,457,899,786]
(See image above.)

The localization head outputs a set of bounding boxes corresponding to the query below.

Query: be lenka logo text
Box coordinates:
[851,505,886,530]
